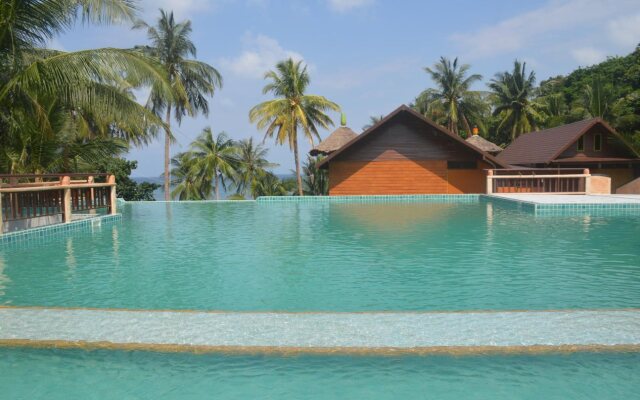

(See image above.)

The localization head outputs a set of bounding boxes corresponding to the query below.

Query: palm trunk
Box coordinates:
[293,131,303,196]
[461,114,472,137]
[214,173,220,200]
[164,106,172,201]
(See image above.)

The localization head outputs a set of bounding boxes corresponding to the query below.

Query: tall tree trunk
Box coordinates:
[293,130,303,196]
[164,106,171,201]
[462,114,472,137]
[214,173,220,200]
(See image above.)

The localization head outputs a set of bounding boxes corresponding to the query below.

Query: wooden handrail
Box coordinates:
[1,174,117,233]
[488,174,589,179]
[0,173,110,179]
[0,183,115,193]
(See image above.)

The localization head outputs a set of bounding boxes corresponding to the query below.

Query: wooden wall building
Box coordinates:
[497,118,640,192]
[317,106,506,195]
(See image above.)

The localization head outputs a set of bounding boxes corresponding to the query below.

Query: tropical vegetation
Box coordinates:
[414,57,487,136]
[249,58,340,196]
[0,0,172,178]
[412,45,640,151]
[134,10,222,200]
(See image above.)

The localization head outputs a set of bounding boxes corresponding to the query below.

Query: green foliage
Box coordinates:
[96,158,159,201]
[488,60,543,140]
[302,155,328,195]
[251,172,287,197]
[362,115,384,131]
[249,58,340,196]
[536,44,640,149]
[235,137,278,198]
[190,128,240,200]
[134,9,223,199]
[0,0,172,174]
[415,57,486,136]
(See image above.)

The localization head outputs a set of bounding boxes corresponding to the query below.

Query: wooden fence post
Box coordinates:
[62,175,72,223]
[88,176,96,215]
[108,174,117,214]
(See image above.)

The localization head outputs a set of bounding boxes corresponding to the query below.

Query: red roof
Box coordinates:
[317,105,508,169]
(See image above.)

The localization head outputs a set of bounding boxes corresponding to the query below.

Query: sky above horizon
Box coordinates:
[56,0,640,177]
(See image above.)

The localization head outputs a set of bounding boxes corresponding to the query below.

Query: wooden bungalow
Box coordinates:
[317,105,507,195]
[497,118,640,192]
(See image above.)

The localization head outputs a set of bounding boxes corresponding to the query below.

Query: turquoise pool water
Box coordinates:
[2,348,640,400]
[1,199,639,311]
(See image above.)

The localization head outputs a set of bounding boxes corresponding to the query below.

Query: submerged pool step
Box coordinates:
[1,307,639,354]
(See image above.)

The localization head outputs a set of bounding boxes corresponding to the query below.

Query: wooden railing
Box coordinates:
[486,169,589,194]
[0,173,116,233]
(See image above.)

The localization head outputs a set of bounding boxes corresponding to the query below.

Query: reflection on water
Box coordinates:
[0,201,638,311]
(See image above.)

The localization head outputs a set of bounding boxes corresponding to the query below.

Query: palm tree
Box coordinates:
[235,137,278,198]
[249,58,340,196]
[488,60,543,139]
[302,155,328,195]
[134,10,223,200]
[190,128,239,200]
[0,0,172,173]
[170,152,205,200]
[252,172,286,197]
[583,76,614,120]
[362,115,385,131]
[418,57,484,135]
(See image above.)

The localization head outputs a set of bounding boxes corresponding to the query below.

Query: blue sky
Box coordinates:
[55,0,640,177]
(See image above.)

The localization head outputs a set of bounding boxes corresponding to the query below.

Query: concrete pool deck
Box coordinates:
[1,307,639,354]
[487,194,640,205]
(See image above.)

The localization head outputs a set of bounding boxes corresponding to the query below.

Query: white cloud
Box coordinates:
[451,0,640,59]
[141,0,214,19]
[571,47,606,65]
[608,14,640,47]
[220,33,305,78]
[327,0,374,13]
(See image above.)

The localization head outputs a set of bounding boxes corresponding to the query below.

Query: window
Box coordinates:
[447,161,476,169]
[577,136,584,152]
[594,134,602,151]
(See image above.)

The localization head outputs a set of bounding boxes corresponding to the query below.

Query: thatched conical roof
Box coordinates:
[310,126,358,156]
[465,134,502,154]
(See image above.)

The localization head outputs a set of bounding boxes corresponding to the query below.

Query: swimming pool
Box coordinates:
[1,197,639,398]
[2,348,640,400]
[1,198,639,311]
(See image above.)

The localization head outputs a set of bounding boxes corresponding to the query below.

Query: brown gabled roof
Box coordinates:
[309,126,358,156]
[465,134,503,153]
[317,105,508,169]
[497,118,637,165]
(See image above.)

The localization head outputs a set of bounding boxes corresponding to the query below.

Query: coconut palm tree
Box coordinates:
[249,58,340,196]
[0,0,172,173]
[235,137,278,198]
[362,115,385,131]
[134,10,223,200]
[252,172,286,197]
[302,155,328,195]
[418,57,484,135]
[488,60,543,139]
[170,152,205,200]
[190,128,239,200]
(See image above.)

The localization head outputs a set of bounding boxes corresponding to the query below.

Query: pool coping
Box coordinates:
[1,307,639,355]
[0,214,122,246]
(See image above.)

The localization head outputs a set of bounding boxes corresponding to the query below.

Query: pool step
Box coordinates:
[1,307,639,354]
